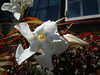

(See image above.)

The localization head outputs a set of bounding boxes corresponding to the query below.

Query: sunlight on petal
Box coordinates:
[34,23,44,35]
[51,37,68,55]
[43,20,57,34]
[47,33,69,55]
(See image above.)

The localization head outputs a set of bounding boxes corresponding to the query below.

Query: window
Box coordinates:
[65,0,100,19]
[27,0,60,21]
[68,0,80,18]
[82,0,99,16]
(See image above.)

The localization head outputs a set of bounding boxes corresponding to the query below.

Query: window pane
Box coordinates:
[82,0,99,16]
[68,1,80,18]
[69,0,78,2]
[28,10,37,17]
[49,0,59,6]
[38,0,48,9]
[26,0,60,21]
[33,0,39,10]
[46,5,59,21]
[97,0,100,13]
[37,9,47,21]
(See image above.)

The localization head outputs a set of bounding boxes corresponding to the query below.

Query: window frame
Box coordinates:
[65,0,100,21]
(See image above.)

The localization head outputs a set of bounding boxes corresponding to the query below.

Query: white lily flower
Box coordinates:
[1,0,33,20]
[10,0,21,4]
[1,2,22,20]
[14,20,69,68]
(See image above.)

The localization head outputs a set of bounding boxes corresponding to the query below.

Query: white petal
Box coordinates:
[1,3,13,12]
[11,5,22,20]
[12,4,22,13]
[13,12,21,20]
[43,20,57,34]
[34,23,45,35]
[16,44,35,65]
[1,3,22,20]
[25,0,33,7]
[14,22,35,44]
[63,34,89,45]
[10,0,21,3]
[47,33,69,55]
[30,41,42,52]
[35,53,53,68]
[16,44,24,60]
[34,20,57,35]
[35,42,53,68]
[42,42,51,57]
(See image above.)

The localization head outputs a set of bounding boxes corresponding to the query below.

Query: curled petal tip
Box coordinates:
[63,34,89,46]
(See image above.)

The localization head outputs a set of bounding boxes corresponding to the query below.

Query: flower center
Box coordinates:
[40,35,44,39]
[38,35,45,41]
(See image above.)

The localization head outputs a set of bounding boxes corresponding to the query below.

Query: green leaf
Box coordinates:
[26,20,43,24]
[10,33,21,37]
[72,55,76,58]
[61,57,65,61]
[0,57,7,62]
[0,67,5,71]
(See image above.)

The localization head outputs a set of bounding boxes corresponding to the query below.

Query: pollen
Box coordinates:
[38,35,45,41]
[40,35,44,39]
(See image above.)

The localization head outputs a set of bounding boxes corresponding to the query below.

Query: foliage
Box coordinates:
[0,17,100,75]
[52,30,100,75]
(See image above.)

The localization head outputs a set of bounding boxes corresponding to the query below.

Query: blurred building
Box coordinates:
[27,0,100,34]
[0,0,100,34]
[27,0,61,21]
